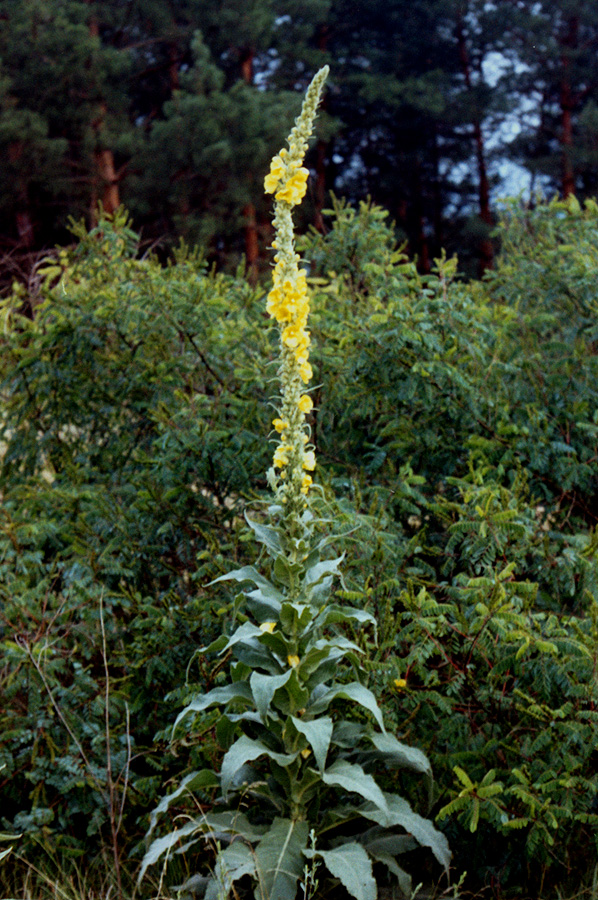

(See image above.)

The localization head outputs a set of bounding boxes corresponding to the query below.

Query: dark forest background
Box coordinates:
[2,0,598,277]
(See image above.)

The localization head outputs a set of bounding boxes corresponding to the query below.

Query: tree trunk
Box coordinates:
[560,16,579,198]
[94,147,120,214]
[8,141,34,248]
[90,101,121,223]
[456,15,493,272]
[239,47,259,270]
[88,10,120,223]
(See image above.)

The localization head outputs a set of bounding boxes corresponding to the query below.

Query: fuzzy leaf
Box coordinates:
[306,842,376,900]
[369,732,431,775]
[173,682,253,734]
[304,554,345,589]
[290,715,333,772]
[147,770,219,837]
[309,682,386,732]
[245,515,283,555]
[209,565,281,599]
[250,669,292,722]
[139,818,203,881]
[221,735,298,798]
[316,604,377,629]
[362,793,451,872]
[323,760,388,815]
[254,818,309,900]
[208,840,257,900]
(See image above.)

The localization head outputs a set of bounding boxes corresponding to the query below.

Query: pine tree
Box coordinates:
[502,0,598,199]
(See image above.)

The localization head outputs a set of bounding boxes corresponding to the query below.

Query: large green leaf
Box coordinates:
[207,840,257,900]
[306,842,376,900]
[309,682,386,732]
[362,793,451,871]
[250,669,292,722]
[280,601,313,634]
[254,818,309,900]
[323,760,388,815]
[245,515,283,555]
[361,831,417,897]
[316,604,377,629]
[172,682,253,734]
[291,715,333,772]
[139,818,203,882]
[304,554,345,589]
[209,565,282,601]
[147,769,219,837]
[217,621,265,653]
[369,732,431,775]
[221,735,298,798]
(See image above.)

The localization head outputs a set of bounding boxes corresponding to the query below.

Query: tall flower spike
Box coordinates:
[265,66,329,525]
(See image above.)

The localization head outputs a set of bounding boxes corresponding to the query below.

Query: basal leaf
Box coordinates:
[139,818,203,882]
[208,840,257,900]
[362,793,451,871]
[254,818,309,900]
[306,842,376,900]
[147,770,219,837]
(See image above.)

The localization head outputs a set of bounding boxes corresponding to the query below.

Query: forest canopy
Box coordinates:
[2,0,598,272]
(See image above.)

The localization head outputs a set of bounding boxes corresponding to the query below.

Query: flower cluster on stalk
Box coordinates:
[264,66,328,511]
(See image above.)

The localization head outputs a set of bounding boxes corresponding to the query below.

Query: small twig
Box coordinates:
[19,637,101,792]
[100,593,125,900]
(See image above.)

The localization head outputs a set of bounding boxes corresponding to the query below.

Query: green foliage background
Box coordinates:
[1,197,597,898]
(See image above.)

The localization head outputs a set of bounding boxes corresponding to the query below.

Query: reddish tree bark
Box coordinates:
[456,15,493,273]
[560,16,579,198]
[87,9,120,223]
[90,102,121,223]
[8,141,34,248]
[239,47,260,272]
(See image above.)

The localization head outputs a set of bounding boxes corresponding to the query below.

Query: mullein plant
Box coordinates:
[141,67,450,900]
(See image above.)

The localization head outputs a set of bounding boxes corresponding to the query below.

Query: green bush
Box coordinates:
[1,196,597,899]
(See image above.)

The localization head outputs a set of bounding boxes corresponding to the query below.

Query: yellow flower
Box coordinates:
[302,450,316,472]
[264,66,328,506]
[298,394,313,414]
[264,156,286,194]
[394,678,407,690]
[299,361,313,384]
[300,748,311,759]
[275,167,310,205]
[287,654,300,668]
[273,445,290,469]
[259,622,276,634]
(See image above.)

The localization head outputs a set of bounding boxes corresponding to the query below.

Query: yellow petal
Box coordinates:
[298,394,313,414]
